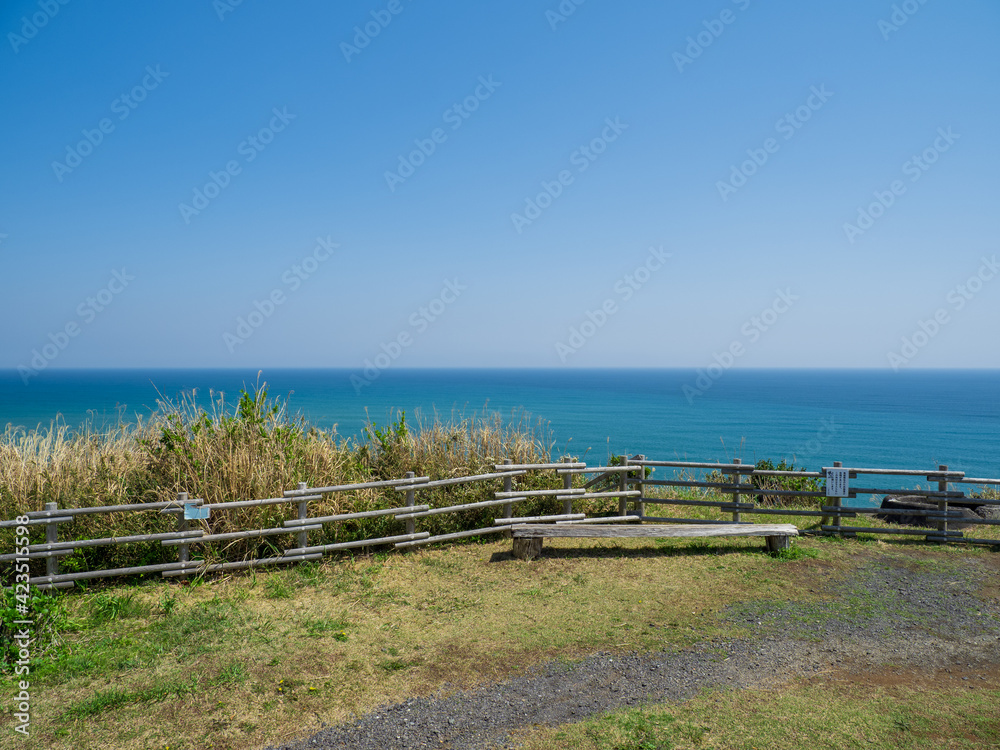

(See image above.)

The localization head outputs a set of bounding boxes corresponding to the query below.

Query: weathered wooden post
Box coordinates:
[731,458,743,523]
[617,455,628,517]
[44,502,59,579]
[937,464,949,541]
[831,461,842,536]
[501,460,513,536]
[404,472,416,536]
[562,457,574,515]
[176,491,189,565]
[296,482,309,550]
[635,455,645,518]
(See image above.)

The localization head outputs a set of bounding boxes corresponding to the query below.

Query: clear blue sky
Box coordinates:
[2,0,998,374]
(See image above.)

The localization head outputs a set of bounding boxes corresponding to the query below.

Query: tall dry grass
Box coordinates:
[0,384,568,573]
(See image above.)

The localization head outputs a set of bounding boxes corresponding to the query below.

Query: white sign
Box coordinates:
[825,468,849,498]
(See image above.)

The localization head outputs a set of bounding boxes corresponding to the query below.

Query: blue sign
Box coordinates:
[184,503,210,520]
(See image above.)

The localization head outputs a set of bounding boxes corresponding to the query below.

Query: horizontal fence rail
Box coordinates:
[4,454,998,590]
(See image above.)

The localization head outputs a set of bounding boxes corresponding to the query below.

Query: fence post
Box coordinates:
[297,482,309,550]
[501,461,513,535]
[831,461,842,536]
[44,502,59,579]
[617,455,628,517]
[404,472,416,536]
[635,454,645,518]
[731,458,742,523]
[936,464,949,542]
[562,457,574,515]
[176,491,189,566]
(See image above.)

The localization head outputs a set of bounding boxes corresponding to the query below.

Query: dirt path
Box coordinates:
[262,551,1000,750]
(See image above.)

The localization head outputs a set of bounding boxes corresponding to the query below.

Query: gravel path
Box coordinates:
[263,552,1000,750]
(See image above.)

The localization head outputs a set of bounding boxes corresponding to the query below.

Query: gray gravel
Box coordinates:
[262,552,1000,750]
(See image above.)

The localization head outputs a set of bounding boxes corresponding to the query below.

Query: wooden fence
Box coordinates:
[3,457,998,590]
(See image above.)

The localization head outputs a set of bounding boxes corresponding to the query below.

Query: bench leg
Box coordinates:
[512,537,543,561]
[765,535,790,553]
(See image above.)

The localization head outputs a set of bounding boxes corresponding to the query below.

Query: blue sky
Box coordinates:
[1,0,998,375]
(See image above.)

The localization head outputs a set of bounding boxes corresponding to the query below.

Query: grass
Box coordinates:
[3,531,997,750]
[515,677,1000,749]
[0,532,848,750]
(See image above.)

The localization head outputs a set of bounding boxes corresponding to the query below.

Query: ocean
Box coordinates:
[2,369,998,489]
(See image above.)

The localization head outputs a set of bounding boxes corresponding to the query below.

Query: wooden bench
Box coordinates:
[510,523,799,560]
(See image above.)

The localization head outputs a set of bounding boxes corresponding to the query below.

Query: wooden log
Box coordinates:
[284,476,430,496]
[824,467,965,478]
[393,470,527,491]
[160,525,323,545]
[556,491,641,500]
[639,516,744,525]
[0,549,76,562]
[284,505,429,526]
[289,532,431,555]
[510,523,798,539]
[556,515,642,524]
[23,529,204,552]
[765,535,791,552]
[160,553,324,577]
[556,466,638,474]
[494,489,585,499]
[494,462,586,470]
[512,537,543,561]
[628,459,753,472]
[24,500,177,517]
[394,525,509,548]
[395,496,527,520]
[493,514,585,525]
[29,560,191,585]
[820,525,963,536]
[198,494,323,511]
[638,496,755,509]
[0,516,74,529]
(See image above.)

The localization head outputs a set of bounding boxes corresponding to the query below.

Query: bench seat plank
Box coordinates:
[510,523,798,539]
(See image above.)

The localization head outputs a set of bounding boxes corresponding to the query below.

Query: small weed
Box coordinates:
[159,593,178,616]
[770,545,819,561]
[378,658,411,672]
[304,616,352,638]
[88,590,150,624]
[212,662,248,685]
[264,575,293,600]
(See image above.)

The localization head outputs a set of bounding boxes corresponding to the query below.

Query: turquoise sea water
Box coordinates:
[1,369,998,487]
